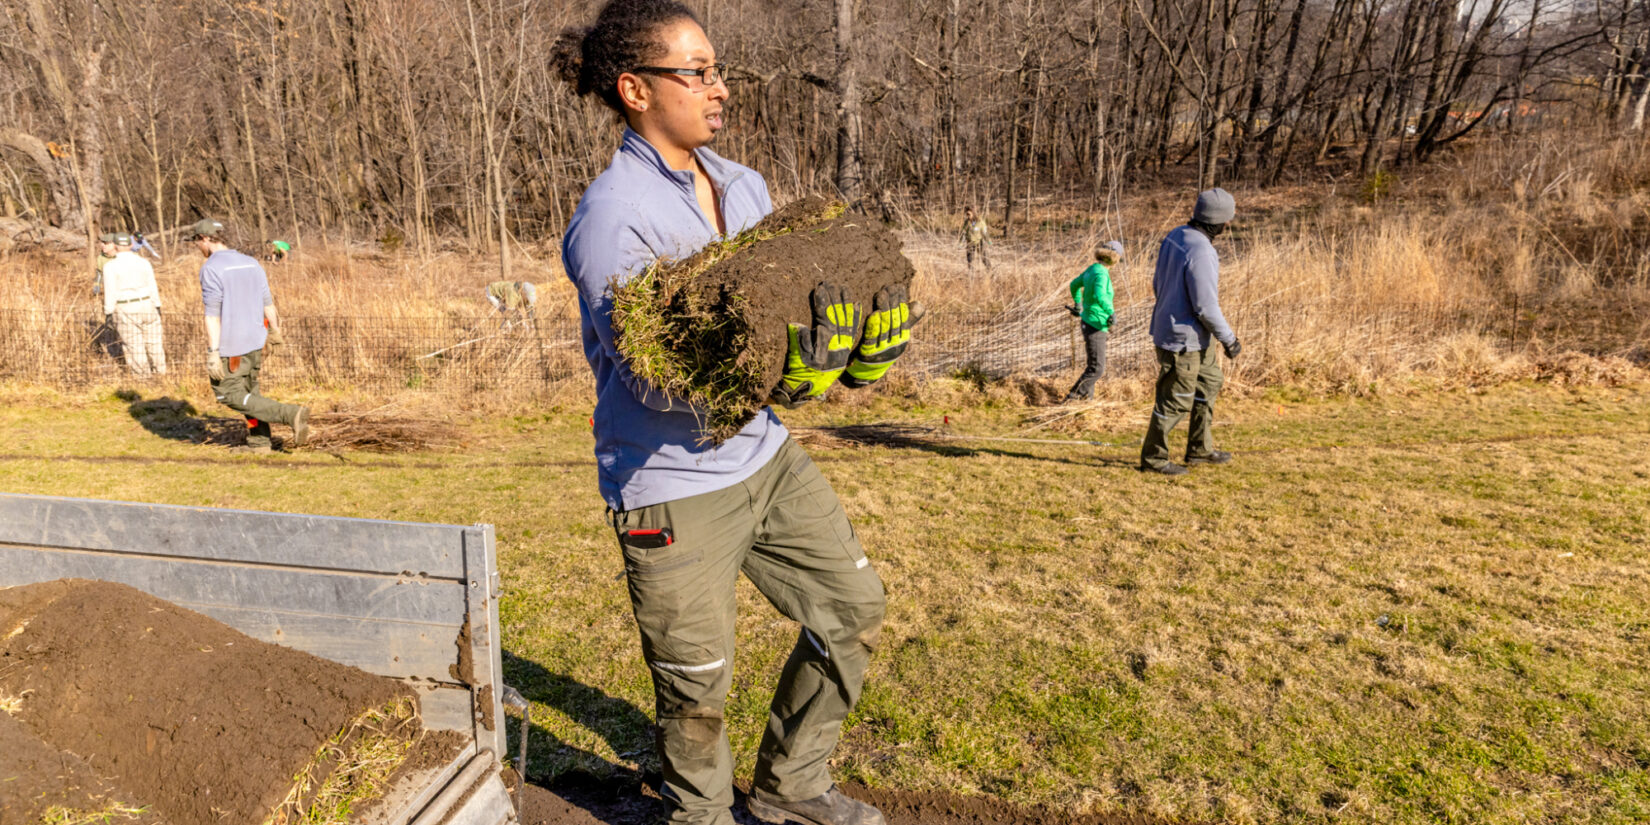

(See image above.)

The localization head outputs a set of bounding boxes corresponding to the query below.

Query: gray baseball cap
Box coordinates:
[111,232,133,245]
[1104,240,1125,257]
[181,218,225,239]
[1193,188,1236,225]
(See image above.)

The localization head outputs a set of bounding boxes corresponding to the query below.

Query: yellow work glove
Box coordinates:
[840,284,924,388]
[770,283,859,408]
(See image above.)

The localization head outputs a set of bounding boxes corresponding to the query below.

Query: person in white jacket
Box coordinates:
[101,232,167,376]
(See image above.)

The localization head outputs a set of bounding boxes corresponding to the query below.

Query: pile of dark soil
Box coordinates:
[0,579,434,825]
[611,197,916,443]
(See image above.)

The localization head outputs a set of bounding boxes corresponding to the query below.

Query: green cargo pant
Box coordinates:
[1140,345,1224,469]
[211,348,301,449]
[609,438,886,825]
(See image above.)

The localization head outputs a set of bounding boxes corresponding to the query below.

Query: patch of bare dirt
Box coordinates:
[517,779,1184,825]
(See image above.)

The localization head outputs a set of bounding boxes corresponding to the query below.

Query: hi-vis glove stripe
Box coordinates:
[771,283,861,408]
[840,283,922,389]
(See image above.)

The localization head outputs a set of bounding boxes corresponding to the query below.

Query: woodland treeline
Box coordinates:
[1,0,1646,254]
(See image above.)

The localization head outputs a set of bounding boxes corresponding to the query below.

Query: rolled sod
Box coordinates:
[610,197,916,443]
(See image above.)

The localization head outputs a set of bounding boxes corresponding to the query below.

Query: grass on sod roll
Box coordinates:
[610,200,848,443]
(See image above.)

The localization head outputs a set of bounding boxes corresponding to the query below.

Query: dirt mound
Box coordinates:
[612,196,916,443]
[0,713,166,825]
[0,579,429,825]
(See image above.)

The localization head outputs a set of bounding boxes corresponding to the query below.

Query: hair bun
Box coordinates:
[549,28,589,88]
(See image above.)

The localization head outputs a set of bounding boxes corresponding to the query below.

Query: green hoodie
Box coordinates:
[1069,262,1114,329]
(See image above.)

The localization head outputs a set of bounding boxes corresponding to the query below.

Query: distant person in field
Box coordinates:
[93,232,116,296]
[961,206,991,270]
[101,231,167,377]
[484,280,538,327]
[181,218,310,453]
[1139,188,1242,475]
[1064,240,1121,402]
[553,2,911,824]
[265,239,291,262]
[131,230,161,261]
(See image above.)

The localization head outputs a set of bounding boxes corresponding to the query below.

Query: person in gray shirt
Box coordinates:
[183,218,310,452]
[1139,188,1241,475]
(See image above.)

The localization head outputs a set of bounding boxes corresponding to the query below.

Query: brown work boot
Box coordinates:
[747,786,886,825]
[291,406,311,447]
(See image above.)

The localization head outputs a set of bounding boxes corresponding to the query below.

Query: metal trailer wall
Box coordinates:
[0,492,508,760]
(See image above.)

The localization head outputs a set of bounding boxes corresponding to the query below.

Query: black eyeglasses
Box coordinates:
[632,64,725,89]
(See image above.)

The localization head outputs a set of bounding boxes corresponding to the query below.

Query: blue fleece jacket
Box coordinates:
[1149,225,1236,352]
[198,249,273,358]
[562,129,787,511]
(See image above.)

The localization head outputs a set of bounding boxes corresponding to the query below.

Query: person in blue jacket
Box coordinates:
[552,3,917,823]
[1139,189,1242,475]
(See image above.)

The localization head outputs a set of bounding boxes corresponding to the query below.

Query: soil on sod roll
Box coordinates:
[611,196,917,443]
[0,579,432,825]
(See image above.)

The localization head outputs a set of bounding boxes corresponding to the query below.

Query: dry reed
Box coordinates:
[0,132,1644,407]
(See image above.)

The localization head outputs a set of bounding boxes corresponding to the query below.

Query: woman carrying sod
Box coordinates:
[553,3,917,824]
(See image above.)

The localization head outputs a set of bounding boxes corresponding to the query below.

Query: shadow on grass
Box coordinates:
[502,650,668,825]
[118,390,245,447]
[798,423,1138,469]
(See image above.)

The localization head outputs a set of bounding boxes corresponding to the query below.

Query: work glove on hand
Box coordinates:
[1223,338,1242,358]
[206,349,226,381]
[841,283,925,389]
[1066,304,1081,318]
[265,326,285,351]
[770,283,859,408]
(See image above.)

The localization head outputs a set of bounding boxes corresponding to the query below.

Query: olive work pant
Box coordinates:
[609,438,886,825]
[1140,345,1225,468]
[1065,323,1108,399]
[210,348,301,448]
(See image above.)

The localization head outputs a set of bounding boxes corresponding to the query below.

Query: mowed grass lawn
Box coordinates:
[2,381,1648,824]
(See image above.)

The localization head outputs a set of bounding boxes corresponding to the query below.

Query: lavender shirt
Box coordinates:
[562,129,787,511]
[198,249,273,357]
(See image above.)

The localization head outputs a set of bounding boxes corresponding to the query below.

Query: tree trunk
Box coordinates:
[833,0,862,202]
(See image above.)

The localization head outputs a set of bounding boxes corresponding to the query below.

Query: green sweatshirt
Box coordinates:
[1069,262,1114,329]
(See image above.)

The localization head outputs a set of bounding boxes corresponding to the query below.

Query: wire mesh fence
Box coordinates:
[0,300,1518,393]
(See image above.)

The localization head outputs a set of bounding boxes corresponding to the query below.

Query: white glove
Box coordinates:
[206,349,226,381]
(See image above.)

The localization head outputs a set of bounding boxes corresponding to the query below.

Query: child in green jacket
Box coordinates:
[1064,240,1121,401]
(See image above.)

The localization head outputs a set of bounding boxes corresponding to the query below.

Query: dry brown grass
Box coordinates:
[1,131,1645,406]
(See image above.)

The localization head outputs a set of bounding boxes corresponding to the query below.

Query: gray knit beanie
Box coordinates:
[1193,188,1236,225]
